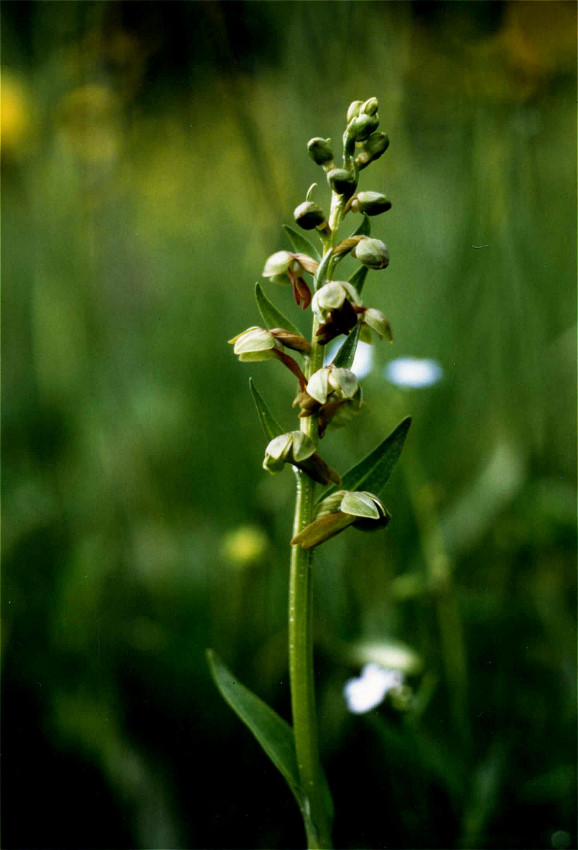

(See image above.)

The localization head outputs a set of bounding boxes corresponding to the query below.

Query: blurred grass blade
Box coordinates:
[255,283,301,337]
[249,379,284,440]
[283,224,322,261]
[349,265,368,295]
[206,650,303,801]
[332,323,361,369]
[320,417,411,502]
[350,213,371,238]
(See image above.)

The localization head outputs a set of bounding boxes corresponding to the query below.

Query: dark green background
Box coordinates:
[2,2,576,848]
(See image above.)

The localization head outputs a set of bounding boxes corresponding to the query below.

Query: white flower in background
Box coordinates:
[385,357,443,388]
[351,342,374,379]
[344,663,404,714]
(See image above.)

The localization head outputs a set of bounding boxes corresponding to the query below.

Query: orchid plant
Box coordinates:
[208,98,411,850]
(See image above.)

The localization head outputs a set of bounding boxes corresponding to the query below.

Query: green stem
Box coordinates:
[288,189,344,849]
[289,473,331,849]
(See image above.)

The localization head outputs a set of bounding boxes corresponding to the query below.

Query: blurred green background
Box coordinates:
[2,2,576,848]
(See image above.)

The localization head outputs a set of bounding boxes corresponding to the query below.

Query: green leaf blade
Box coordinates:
[332,322,361,370]
[283,224,322,261]
[350,213,371,238]
[255,283,301,338]
[207,650,303,798]
[349,265,368,295]
[314,250,333,291]
[249,378,284,441]
[320,417,412,502]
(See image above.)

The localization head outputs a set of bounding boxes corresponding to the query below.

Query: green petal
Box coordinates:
[340,490,382,519]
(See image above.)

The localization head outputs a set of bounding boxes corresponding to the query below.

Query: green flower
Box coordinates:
[291,490,391,549]
[306,366,359,405]
[263,431,341,487]
[229,326,278,362]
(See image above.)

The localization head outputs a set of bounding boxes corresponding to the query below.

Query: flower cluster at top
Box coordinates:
[228,97,395,547]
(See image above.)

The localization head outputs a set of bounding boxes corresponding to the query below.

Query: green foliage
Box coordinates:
[350,213,371,238]
[207,651,334,839]
[323,417,412,501]
[249,378,284,441]
[348,265,368,295]
[283,224,322,261]
[331,323,361,370]
[255,282,302,337]
[206,651,303,802]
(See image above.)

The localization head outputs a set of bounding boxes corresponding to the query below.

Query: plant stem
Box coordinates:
[288,190,345,849]
[289,473,331,849]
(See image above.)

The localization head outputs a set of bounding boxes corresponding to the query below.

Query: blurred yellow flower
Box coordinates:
[1,72,33,158]
[221,525,269,569]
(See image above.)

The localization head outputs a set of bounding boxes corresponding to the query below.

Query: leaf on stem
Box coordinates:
[349,265,368,295]
[350,213,371,238]
[283,224,322,261]
[249,378,284,441]
[255,283,302,338]
[314,250,333,291]
[319,416,412,502]
[206,650,304,803]
[332,322,361,370]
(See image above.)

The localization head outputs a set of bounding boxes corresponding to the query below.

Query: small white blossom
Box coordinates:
[344,664,404,714]
[385,357,443,388]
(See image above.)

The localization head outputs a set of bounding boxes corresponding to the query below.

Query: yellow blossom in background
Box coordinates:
[1,72,33,158]
[221,525,269,569]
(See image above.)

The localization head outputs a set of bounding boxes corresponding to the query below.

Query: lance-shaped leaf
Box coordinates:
[332,322,361,370]
[207,650,334,836]
[283,224,322,261]
[314,250,333,291]
[349,264,368,295]
[319,416,411,503]
[207,650,304,804]
[255,283,302,338]
[349,213,371,238]
[249,378,284,441]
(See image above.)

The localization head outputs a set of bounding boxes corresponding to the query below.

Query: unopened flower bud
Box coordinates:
[293,201,327,231]
[229,326,277,361]
[362,308,393,342]
[350,191,391,216]
[347,100,364,123]
[356,132,390,170]
[307,137,334,165]
[353,237,390,270]
[327,168,358,198]
[350,112,379,142]
[361,97,379,116]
